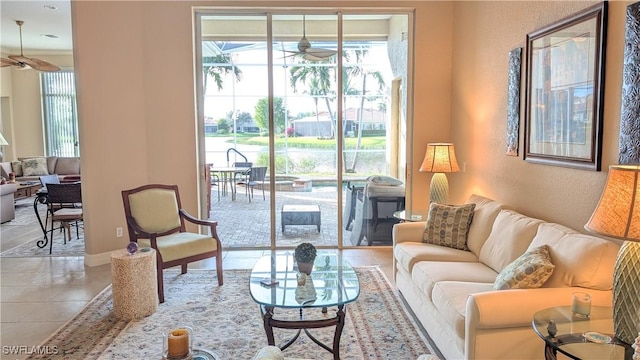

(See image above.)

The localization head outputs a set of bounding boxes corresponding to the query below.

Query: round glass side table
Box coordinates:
[393,209,428,222]
[531,306,632,360]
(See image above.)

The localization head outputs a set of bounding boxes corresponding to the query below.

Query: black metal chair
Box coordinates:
[46,183,83,254]
[246,166,267,202]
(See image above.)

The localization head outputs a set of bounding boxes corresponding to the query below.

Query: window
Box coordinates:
[41,71,79,157]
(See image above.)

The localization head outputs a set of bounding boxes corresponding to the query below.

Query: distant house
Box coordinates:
[291,108,386,137]
[204,116,260,134]
[204,117,218,135]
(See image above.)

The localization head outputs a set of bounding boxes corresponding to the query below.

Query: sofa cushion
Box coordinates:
[431,281,495,339]
[394,242,479,273]
[10,161,23,177]
[366,175,403,186]
[529,223,620,290]
[478,210,543,273]
[21,157,49,176]
[412,261,497,300]
[423,202,476,250]
[493,245,555,290]
[55,157,81,175]
[465,194,503,256]
[46,157,58,174]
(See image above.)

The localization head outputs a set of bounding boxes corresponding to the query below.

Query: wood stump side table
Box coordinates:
[111,248,158,320]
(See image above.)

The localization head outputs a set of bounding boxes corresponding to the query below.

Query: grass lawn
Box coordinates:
[214,135,386,149]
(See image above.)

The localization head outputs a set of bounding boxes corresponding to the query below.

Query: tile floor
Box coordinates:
[0,248,393,360]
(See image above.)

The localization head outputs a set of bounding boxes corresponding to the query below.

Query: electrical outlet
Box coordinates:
[116,227,123,238]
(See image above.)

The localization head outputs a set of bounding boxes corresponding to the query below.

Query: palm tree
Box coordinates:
[202,54,242,93]
[289,58,336,137]
[343,49,386,172]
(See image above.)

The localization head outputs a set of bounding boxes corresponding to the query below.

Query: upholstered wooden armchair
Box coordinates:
[121,184,223,303]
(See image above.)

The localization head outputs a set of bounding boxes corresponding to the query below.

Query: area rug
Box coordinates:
[1,197,84,257]
[28,267,437,359]
[0,231,84,257]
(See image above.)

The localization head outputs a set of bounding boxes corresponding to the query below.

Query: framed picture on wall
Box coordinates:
[524,2,607,171]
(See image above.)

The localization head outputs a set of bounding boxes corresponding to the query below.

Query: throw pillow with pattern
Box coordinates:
[423,202,476,250]
[11,161,23,177]
[494,245,555,290]
[21,157,49,176]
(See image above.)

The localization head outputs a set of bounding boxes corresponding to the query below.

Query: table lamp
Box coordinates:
[419,143,460,204]
[0,132,8,162]
[585,165,640,345]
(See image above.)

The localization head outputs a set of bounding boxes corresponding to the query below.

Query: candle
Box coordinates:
[572,292,592,318]
[167,328,190,358]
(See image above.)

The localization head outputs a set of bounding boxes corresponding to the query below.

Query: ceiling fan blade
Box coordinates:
[26,58,61,72]
[1,57,22,67]
[305,48,337,59]
[8,55,60,72]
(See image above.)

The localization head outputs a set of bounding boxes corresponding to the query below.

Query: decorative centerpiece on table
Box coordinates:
[294,242,317,275]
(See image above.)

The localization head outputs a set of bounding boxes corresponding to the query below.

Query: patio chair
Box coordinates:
[121,184,223,303]
[232,161,253,185]
[246,166,267,202]
[206,163,220,203]
[46,183,83,254]
[349,176,405,246]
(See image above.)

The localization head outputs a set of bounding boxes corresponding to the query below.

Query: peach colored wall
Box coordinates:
[449,1,628,232]
[71,1,453,262]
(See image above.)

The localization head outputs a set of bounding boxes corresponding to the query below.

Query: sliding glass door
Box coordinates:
[195,9,409,250]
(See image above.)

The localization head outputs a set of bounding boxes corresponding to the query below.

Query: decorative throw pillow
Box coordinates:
[21,157,49,176]
[493,245,555,290]
[11,161,23,177]
[423,202,476,250]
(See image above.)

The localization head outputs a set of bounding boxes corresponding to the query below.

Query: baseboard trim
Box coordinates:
[84,251,112,267]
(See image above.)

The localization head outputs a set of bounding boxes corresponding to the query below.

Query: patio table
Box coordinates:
[210,166,250,201]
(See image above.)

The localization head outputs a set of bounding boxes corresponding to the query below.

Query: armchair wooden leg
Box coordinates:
[181,264,187,274]
[216,253,223,286]
[157,267,165,303]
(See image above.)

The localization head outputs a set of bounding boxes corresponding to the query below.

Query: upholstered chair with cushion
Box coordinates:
[121,184,223,303]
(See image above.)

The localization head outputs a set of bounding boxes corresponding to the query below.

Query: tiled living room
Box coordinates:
[2,1,640,360]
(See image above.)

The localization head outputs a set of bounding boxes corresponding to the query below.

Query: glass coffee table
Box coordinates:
[532,306,633,360]
[249,251,359,360]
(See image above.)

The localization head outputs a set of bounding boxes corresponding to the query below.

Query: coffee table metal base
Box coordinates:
[261,304,345,360]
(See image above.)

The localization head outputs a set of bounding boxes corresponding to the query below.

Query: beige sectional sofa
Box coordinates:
[1,183,17,223]
[393,194,620,360]
[0,156,80,183]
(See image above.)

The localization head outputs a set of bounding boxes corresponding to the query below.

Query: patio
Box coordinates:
[209,181,366,249]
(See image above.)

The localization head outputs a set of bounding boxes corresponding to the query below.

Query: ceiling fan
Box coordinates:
[1,20,61,72]
[284,15,337,61]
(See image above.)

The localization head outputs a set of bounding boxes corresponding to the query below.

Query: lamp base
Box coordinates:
[429,173,449,204]
[613,241,640,344]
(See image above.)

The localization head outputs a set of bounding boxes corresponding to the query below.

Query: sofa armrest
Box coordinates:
[0,183,17,195]
[393,221,425,245]
[466,287,613,330]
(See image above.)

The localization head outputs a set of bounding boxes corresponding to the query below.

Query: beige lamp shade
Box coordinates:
[585,165,640,345]
[0,132,8,146]
[585,165,640,241]
[419,143,460,173]
[419,143,460,204]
